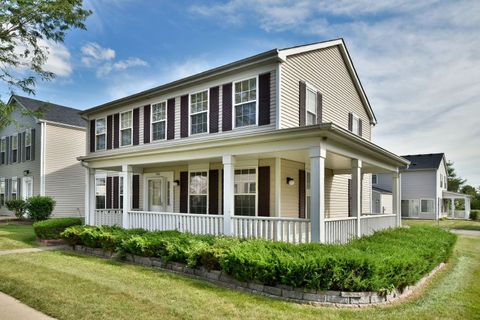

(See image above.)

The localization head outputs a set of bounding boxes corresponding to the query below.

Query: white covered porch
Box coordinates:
[82,125,406,244]
[442,191,471,219]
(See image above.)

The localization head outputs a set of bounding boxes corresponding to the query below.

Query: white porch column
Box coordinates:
[451,198,455,217]
[351,159,362,237]
[392,171,401,226]
[222,155,235,236]
[310,144,326,243]
[122,165,133,229]
[85,167,96,226]
[465,197,471,218]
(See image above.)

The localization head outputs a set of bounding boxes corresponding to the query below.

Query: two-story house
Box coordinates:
[373,153,471,220]
[0,95,86,217]
[79,39,409,243]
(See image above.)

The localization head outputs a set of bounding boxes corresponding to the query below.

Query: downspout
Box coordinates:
[39,121,46,196]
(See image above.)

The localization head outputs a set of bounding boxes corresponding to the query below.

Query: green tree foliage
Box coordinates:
[446,161,466,192]
[461,185,480,210]
[0,0,91,128]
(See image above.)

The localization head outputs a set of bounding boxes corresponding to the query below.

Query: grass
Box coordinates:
[403,219,480,231]
[0,225,478,319]
[0,223,38,250]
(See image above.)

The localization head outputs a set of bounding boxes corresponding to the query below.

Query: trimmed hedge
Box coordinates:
[33,218,83,240]
[61,225,456,292]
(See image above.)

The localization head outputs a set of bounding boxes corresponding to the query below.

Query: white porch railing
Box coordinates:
[232,216,311,243]
[94,209,123,226]
[360,214,396,236]
[325,217,357,244]
[128,211,224,235]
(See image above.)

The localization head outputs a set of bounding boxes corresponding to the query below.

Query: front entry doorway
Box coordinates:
[144,172,174,212]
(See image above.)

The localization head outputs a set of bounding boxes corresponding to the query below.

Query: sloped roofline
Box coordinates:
[81,38,377,124]
[400,152,447,171]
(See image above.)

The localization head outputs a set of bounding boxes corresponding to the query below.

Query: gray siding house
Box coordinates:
[374,153,471,220]
[0,95,86,217]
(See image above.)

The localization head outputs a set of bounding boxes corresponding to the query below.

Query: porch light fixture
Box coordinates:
[286,177,295,186]
[23,170,30,176]
[173,180,180,187]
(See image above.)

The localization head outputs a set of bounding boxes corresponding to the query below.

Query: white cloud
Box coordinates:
[97,57,148,77]
[39,40,73,77]
[81,42,115,66]
[190,0,480,186]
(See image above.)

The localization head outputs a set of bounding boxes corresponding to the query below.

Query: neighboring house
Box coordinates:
[79,39,409,244]
[373,153,471,220]
[0,95,86,217]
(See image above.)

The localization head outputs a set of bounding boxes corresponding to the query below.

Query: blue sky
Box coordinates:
[2,0,480,187]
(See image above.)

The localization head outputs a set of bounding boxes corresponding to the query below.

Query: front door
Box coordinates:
[145,172,174,212]
[22,177,33,199]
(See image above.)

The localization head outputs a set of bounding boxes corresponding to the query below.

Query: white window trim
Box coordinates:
[95,118,107,151]
[420,198,435,214]
[351,113,360,135]
[24,129,32,161]
[120,110,133,147]
[95,173,107,209]
[0,177,5,205]
[0,137,5,165]
[11,176,18,199]
[233,166,258,217]
[189,89,210,136]
[232,75,259,129]
[150,101,168,142]
[22,176,33,200]
[11,135,18,163]
[188,169,209,214]
[305,82,317,126]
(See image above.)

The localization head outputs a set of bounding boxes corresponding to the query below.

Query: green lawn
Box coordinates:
[0,227,478,319]
[0,223,38,250]
[403,219,480,231]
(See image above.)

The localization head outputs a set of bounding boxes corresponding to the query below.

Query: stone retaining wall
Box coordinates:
[69,245,446,307]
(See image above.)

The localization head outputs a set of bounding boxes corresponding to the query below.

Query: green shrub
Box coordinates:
[5,199,27,219]
[33,218,83,239]
[470,210,479,221]
[26,196,56,221]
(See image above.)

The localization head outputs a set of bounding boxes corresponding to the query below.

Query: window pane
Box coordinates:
[96,118,106,134]
[190,195,207,214]
[190,91,208,114]
[307,112,316,126]
[96,134,106,150]
[234,78,256,104]
[152,121,166,140]
[235,102,256,127]
[96,196,106,209]
[191,112,208,134]
[121,128,132,146]
[421,200,434,213]
[121,111,132,129]
[190,172,207,195]
[25,130,31,146]
[152,103,166,122]
[306,89,316,113]
[234,195,255,216]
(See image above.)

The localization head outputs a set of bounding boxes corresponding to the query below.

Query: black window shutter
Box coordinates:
[180,171,188,213]
[299,81,306,126]
[133,108,140,145]
[348,179,352,217]
[5,137,9,165]
[359,119,363,137]
[348,113,353,132]
[299,169,306,218]
[208,169,219,214]
[90,119,96,152]
[113,113,120,148]
[167,98,175,140]
[143,105,151,143]
[222,83,232,131]
[180,95,189,138]
[132,174,140,209]
[106,176,113,209]
[113,176,119,209]
[17,179,21,200]
[30,129,35,161]
[5,179,9,199]
[316,91,323,124]
[21,132,26,162]
[107,115,113,149]
[258,166,270,217]
[17,133,22,163]
[209,86,219,133]
[259,73,271,126]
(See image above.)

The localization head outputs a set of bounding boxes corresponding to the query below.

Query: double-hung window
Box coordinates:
[11,135,18,163]
[11,177,17,200]
[25,129,32,160]
[120,111,132,146]
[0,138,5,164]
[351,113,360,135]
[189,171,208,214]
[151,102,167,141]
[234,77,257,128]
[96,118,106,151]
[95,176,106,209]
[0,178,5,206]
[306,87,317,125]
[234,168,256,216]
[190,91,208,135]
[421,199,434,214]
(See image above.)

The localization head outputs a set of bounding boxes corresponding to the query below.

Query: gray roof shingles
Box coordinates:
[401,153,445,170]
[12,95,86,128]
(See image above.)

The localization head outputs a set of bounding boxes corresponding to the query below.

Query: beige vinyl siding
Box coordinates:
[87,65,277,157]
[326,173,349,218]
[280,45,372,140]
[259,158,276,216]
[280,159,303,217]
[362,173,372,214]
[44,123,86,217]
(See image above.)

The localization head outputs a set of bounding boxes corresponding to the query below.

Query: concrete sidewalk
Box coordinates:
[0,292,55,320]
[0,246,67,256]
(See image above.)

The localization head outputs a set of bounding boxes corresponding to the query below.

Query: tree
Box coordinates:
[446,161,466,192]
[0,0,91,128]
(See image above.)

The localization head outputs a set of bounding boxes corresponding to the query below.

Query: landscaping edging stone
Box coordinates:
[69,245,446,307]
